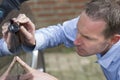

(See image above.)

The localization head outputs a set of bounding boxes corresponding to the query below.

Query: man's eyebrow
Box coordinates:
[79,31,97,40]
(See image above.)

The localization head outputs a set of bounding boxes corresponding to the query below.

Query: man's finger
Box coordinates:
[2,22,10,36]
[19,26,35,46]
[5,56,16,74]
[14,14,30,24]
[1,57,17,79]
[19,25,32,38]
[15,56,33,72]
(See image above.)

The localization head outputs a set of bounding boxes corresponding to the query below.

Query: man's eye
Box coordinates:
[84,36,93,40]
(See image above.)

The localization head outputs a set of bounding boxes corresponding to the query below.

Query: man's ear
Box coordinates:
[110,34,120,44]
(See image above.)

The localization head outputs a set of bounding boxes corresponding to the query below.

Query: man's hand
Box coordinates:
[2,14,36,52]
[13,14,36,48]
[2,22,21,53]
[19,70,58,80]
[0,56,58,80]
[0,57,17,80]
[15,56,58,80]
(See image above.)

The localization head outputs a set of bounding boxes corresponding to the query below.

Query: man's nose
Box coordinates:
[74,38,82,46]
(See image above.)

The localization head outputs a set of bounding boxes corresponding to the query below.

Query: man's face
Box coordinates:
[74,12,112,56]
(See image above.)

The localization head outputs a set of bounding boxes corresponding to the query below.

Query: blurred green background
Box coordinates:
[44,46,106,80]
[45,51,106,80]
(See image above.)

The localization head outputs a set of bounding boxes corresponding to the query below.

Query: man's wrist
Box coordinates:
[22,43,36,52]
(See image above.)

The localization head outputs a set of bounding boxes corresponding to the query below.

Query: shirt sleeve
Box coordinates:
[0,39,12,56]
[23,17,79,51]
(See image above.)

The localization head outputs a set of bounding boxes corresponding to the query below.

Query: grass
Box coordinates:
[44,52,106,80]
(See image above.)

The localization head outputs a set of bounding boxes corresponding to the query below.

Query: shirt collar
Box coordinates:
[97,40,120,69]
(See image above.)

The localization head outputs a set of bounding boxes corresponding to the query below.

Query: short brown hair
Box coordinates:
[85,0,120,38]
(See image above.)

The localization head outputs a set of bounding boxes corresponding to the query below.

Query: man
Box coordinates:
[1,0,120,80]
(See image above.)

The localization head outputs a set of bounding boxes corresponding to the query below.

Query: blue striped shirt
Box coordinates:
[0,39,12,56]
[97,40,120,80]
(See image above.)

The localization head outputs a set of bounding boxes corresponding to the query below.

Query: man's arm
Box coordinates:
[0,0,28,56]
[1,21,22,56]
[2,14,79,53]
[21,15,79,52]
[33,17,79,51]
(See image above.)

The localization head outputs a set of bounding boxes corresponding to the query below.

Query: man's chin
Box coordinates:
[77,52,88,57]
[76,49,86,57]
[75,49,90,57]
[75,49,86,57]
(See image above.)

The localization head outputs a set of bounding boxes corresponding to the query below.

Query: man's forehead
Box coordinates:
[77,12,107,37]
[78,12,106,29]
